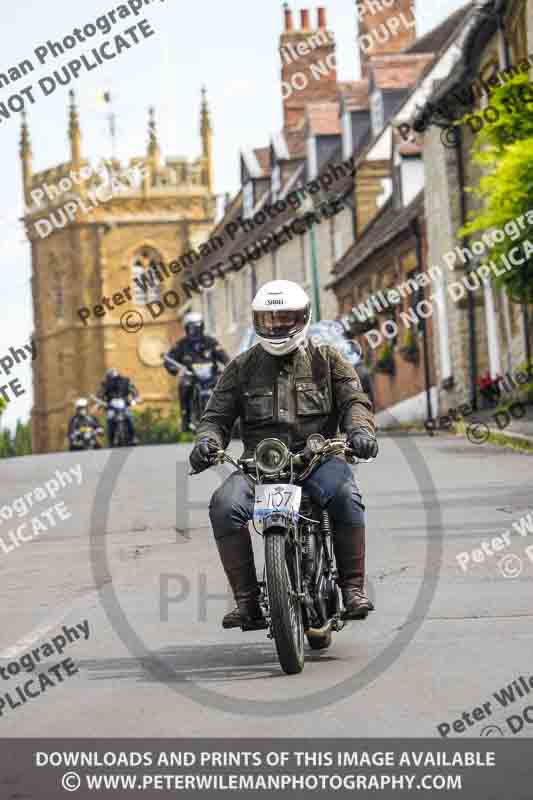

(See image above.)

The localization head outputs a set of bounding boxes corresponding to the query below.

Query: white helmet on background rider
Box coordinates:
[184,311,204,338]
[252,280,311,357]
[75,398,88,413]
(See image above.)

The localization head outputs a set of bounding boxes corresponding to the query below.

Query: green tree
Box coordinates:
[460,73,533,302]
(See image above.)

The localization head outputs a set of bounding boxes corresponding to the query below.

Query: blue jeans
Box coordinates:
[209,456,365,540]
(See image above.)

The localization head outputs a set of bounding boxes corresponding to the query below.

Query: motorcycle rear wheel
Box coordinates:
[265,533,304,675]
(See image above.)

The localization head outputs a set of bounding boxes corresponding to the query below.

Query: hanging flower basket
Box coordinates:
[477,372,502,407]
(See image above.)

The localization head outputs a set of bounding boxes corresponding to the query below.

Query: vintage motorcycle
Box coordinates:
[163,353,219,432]
[202,434,366,675]
[91,395,141,447]
[68,422,103,451]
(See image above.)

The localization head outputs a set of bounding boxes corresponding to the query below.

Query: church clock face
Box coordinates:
[137,334,169,367]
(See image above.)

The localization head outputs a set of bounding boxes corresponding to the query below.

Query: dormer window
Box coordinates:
[243,180,254,219]
[271,164,281,200]
[370,90,384,136]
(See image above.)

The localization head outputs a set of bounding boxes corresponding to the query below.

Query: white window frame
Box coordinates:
[243,180,254,219]
[271,163,281,200]
[370,90,384,136]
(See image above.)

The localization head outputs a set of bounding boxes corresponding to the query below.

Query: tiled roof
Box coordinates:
[405,2,473,55]
[305,101,342,135]
[327,190,425,287]
[371,54,435,90]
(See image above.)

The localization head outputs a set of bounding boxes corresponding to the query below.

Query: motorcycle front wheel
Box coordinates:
[189,385,203,432]
[265,533,304,675]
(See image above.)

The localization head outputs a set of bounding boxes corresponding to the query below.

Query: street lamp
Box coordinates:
[297,195,322,322]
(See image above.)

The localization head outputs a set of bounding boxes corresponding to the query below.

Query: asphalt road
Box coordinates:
[0,433,532,738]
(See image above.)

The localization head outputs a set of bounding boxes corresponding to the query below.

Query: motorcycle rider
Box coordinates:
[164,311,229,432]
[189,280,378,631]
[97,368,139,446]
[67,398,103,451]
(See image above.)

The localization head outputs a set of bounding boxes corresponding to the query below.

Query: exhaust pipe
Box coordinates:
[305,619,333,639]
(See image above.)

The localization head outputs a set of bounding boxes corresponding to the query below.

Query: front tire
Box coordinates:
[265,533,304,675]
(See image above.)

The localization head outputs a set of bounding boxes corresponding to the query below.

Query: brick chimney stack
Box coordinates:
[279,6,338,131]
[357,0,417,76]
[284,4,293,31]
[300,9,310,29]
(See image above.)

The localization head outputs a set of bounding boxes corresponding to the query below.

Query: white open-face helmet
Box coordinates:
[75,398,88,412]
[252,280,311,357]
[183,311,204,337]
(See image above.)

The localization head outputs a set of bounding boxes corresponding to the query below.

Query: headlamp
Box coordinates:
[255,439,290,475]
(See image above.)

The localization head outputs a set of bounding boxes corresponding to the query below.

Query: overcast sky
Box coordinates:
[0,0,468,430]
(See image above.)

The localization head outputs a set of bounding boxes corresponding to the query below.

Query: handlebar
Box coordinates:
[162,353,192,377]
[189,439,373,478]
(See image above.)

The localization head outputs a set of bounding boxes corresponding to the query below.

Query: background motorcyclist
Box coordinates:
[164,311,229,432]
[97,368,139,446]
[189,280,378,631]
[67,398,103,451]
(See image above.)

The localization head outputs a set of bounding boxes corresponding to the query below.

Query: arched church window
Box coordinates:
[132,248,163,305]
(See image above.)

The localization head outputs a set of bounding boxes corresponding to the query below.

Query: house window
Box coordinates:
[132,248,162,306]
[370,90,384,136]
[271,164,281,200]
[243,180,254,219]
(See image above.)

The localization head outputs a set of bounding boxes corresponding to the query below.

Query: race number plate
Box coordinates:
[253,484,302,533]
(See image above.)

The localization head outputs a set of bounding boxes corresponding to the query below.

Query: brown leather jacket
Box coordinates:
[195,341,375,457]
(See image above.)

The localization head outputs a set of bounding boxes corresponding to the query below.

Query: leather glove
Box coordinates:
[347,429,379,460]
[189,438,219,473]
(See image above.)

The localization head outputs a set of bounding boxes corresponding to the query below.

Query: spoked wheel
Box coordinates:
[265,533,304,675]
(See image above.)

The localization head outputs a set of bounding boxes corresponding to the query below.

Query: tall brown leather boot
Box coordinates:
[215,530,267,631]
[333,525,374,620]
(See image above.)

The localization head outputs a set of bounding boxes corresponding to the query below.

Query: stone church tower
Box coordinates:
[21,89,216,454]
